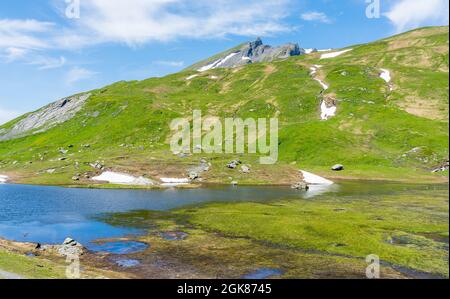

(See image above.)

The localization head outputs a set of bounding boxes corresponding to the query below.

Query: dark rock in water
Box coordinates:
[242,268,284,279]
[89,241,148,255]
[331,164,344,171]
[116,259,140,268]
[159,232,188,241]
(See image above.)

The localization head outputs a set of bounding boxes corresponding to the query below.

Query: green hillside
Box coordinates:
[0,26,448,186]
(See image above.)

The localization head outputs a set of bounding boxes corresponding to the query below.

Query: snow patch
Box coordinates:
[380,69,391,83]
[186,74,199,80]
[314,78,329,90]
[320,101,336,120]
[198,52,239,72]
[242,56,251,61]
[92,171,153,185]
[160,177,190,187]
[0,175,8,184]
[304,48,315,54]
[160,178,190,184]
[300,170,333,185]
[320,49,352,59]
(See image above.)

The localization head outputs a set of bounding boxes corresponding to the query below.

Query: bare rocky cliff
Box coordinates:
[0,94,90,141]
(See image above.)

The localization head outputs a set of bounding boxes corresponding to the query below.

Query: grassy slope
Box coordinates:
[0,26,448,185]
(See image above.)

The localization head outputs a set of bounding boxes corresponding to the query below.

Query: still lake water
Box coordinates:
[0,182,447,249]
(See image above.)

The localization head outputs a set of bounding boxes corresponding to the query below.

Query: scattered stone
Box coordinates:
[227,159,242,169]
[72,175,80,181]
[231,181,238,186]
[159,232,188,241]
[331,164,344,171]
[431,160,449,173]
[59,149,68,154]
[291,182,309,191]
[188,171,199,181]
[241,165,251,173]
[90,161,104,170]
[58,157,67,161]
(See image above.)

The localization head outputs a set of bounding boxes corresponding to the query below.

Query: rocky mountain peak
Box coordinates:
[193,38,305,72]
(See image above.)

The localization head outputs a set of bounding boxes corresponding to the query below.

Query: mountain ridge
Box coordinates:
[185,38,306,71]
[0,26,448,186]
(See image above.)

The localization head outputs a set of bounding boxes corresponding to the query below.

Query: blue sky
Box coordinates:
[0,0,448,124]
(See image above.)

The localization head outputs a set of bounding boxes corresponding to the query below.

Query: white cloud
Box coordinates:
[1,1,292,51]
[384,0,449,33]
[0,107,21,126]
[65,67,97,85]
[0,19,67,70]
[154,60,185,67]
[1,1,292,70]
[29,56,67,70]
[0,19,53,50]
[2,47,29,62]
[301,11,332,24]
[65,0,291,45]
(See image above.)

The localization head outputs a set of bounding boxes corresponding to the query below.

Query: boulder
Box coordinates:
[227,159,242,169]
[57,238,84,256]
[188,171,199,181]
[241,165,251,173]
[291,182,309,191]
[331,164,344,171]
[90,161,104,170]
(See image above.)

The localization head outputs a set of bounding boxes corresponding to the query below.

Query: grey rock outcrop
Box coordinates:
[194,38,304,71]
[0,94,90,141]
